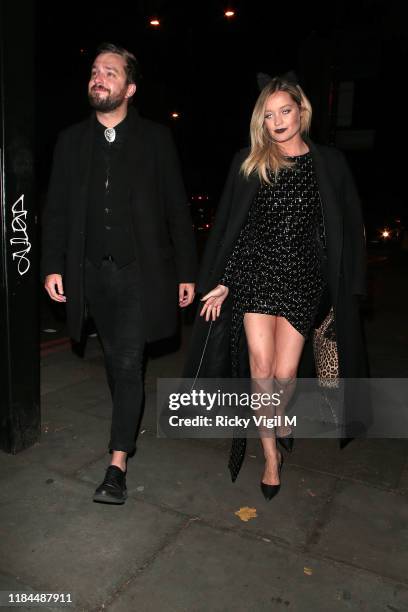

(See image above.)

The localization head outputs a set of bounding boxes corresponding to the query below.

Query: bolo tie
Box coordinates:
[104,127,116,143]
[103,128,116,191]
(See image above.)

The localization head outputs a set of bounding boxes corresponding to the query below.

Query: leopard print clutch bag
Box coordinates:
[313,306,339,388]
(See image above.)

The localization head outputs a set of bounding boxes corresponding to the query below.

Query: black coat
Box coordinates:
[42,108,197,343]
[184,137,370,437]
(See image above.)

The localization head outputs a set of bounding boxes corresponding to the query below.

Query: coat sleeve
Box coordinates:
[157,127,198,283]
[338,150,367,296]
[41,132,69,279]
[196,152,241,293]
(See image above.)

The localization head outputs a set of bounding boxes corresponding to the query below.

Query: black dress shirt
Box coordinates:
[86,114,137,267]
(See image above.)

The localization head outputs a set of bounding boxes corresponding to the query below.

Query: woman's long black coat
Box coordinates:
[42,108,197,343]
[184,136,370,438]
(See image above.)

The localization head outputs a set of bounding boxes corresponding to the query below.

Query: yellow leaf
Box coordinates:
[304,567,313,576]
[235,506,257,522]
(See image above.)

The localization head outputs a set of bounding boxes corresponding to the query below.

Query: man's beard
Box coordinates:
[88,87,126,112]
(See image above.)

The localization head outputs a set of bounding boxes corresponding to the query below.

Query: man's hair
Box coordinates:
[95,42,141,86]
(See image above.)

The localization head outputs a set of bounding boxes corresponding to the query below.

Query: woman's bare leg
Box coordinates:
[274,317,305,437]
[243,313,280,485]
[244,314,306,485]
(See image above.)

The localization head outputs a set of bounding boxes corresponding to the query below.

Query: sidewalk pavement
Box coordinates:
[1,254,408,611]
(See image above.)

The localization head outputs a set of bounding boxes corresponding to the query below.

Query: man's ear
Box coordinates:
[126,83,137,99]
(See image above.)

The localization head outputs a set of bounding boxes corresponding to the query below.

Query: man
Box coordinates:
[42,43,197,504]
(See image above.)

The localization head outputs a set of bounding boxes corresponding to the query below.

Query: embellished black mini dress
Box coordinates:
[220,152,326,372]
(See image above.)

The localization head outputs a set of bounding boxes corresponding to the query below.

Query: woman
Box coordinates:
[184,76,368,500]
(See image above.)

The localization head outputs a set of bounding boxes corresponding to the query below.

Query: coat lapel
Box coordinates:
[77,115,95,225]
[228,172,259,238]
[211,171,259,277]
[306,136,343,303]
[122,107,146,192]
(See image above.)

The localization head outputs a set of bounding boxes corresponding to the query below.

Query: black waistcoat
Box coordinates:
[86,114,136,267]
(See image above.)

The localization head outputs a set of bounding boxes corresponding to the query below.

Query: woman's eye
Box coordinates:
[282,109,291,114]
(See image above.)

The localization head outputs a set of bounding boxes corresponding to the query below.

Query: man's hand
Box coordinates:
[179,283,195,308]
[44,274,67,303]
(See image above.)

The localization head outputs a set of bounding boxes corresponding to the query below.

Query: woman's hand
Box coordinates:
[200,284,229,321]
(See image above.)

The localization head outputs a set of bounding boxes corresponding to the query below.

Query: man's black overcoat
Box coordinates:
[184,137,370,437]
[42,107,197,343]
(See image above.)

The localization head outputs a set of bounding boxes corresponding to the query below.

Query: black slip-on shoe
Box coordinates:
[93,465,127,504]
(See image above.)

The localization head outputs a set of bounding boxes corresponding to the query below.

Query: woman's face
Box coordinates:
[263,91,302,145]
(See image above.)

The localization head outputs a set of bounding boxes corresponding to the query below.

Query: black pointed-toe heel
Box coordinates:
[277,434,294,453]
[260,454,284,501]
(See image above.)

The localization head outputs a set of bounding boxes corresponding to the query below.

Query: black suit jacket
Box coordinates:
[42,107,197,342]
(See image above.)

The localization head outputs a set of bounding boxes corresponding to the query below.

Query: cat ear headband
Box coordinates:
[256,70,300,91]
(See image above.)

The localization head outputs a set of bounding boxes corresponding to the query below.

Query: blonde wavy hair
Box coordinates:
[241,77,312,184]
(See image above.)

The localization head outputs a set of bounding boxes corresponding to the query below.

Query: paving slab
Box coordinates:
[77,435,336,548]
[41,356,98,396]
[108,520,408,612]
[42,382,112,425]
[41,376,110,413]
[310,479,408,583]
[5,403,111,477]
[0,465,185,610]
[0,571,61,611]
[285,438,408,489]
[397,457,408,494]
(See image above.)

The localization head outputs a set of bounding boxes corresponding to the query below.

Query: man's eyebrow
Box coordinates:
[91,64,120,73]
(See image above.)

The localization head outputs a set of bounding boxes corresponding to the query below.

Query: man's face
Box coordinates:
[88,52,135,112]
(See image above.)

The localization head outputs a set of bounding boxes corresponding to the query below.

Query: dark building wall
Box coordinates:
[0,0,40,453]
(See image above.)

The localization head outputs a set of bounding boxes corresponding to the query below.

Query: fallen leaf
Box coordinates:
[262,538,271,543]
[235,506,257,522]
[307,489,316,497]
[136,486,144,492]
[304,567,313,576]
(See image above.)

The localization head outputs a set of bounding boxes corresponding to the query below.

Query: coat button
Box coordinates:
[105,225,111,230]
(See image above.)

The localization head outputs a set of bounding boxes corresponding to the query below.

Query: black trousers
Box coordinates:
[85,258,145,454]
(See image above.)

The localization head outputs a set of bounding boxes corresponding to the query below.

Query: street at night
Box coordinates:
[1,1,407,611]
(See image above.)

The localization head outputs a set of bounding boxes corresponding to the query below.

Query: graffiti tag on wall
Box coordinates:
[10,194,31,275]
